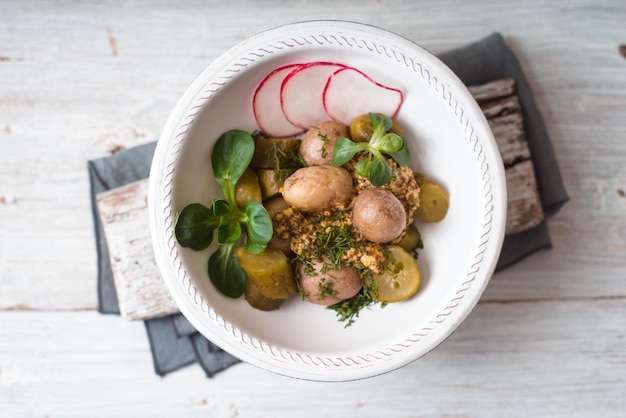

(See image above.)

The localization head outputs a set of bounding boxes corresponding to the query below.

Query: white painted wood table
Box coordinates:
[1,1,625,416]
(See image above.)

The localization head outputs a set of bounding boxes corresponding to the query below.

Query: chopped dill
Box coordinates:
[317,132,330,159]
[317,278,339,301]
[266,141,305,174]
[328,278,382,328]
[291,210,387,327]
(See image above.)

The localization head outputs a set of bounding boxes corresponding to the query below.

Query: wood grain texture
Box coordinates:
[96,180,179,320]
[1,0,625,416]
[1,300,624,417]
[470,78,544,234]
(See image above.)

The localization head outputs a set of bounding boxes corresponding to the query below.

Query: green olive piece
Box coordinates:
[349,114,374,142]
[234,168,262,208]
[414,172,449,223]
[349,114,405,143]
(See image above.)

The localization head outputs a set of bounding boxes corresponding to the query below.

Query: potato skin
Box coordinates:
[282,165,353,212]
[352,188,407,243]
[263,196,293,256]
[299,121,349,166]
[298,259,363,306]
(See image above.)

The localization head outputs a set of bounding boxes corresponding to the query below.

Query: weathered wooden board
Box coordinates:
[96,180,179,320]
[2,1,626,417]
[2,299,625,417]
[469,77,544,234]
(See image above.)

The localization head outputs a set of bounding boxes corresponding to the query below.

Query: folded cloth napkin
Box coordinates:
[438,32,569,269]
[89,142,240,376]
[88,32,568,377]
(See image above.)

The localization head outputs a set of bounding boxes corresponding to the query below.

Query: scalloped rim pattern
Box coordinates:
[149,21,506,381]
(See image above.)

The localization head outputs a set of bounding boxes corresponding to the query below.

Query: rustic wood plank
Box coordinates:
[469,78,543,234]
[2,299,625,417]
[504,160,545,234]
[488,112,532,167]
[468,77,516,102]
[96,180,179,320]
[1,1,626,417]
[479,94,522,119]
[1,0,624,310]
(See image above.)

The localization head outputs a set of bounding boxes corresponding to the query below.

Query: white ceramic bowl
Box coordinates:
[149,21,506,381]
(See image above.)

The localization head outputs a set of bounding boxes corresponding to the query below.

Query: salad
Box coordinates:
[174,62,449,326]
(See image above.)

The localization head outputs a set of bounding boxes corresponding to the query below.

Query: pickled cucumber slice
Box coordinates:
[250,138,302,169]
[234,246,296,301]
[414,172,449,223]
[371,245,420,303]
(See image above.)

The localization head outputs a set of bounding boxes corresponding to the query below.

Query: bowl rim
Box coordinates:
[148,20,507,381]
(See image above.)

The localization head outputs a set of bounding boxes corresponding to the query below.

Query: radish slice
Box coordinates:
[280,62,348,129]
[323,67,403,125]
[252,63,305,137]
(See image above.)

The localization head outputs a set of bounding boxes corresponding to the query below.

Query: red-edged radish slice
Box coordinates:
[323,67,403,125]
[280,62,348,129]
[253,63,305,137]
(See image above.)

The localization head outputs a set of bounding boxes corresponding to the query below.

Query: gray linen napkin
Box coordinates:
[88,32,568,377]
[88,142,239,377]
[438,32,569,268]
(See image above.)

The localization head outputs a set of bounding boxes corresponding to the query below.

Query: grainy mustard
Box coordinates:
[273,155,420,275]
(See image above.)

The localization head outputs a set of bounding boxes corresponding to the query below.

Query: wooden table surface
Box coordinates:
[1,1,625,416]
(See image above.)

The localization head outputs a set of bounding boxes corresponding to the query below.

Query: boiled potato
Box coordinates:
[234,247,296,302]
[414,172,449,223]
[263,196,293,256]
[256,168,296,201]
[234,168,262,208]
[352,188,407,243]
[298,258,363,306]
[299,121,348,166]
[282,165,353,212]
[250,138,302,169]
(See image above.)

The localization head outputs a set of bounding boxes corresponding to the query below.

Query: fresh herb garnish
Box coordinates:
[291,211,384,327]
[265,140,305,173]
[317,131,330,159]
[328,278,382,328]
[331,113,410,186]
[174,129,273,298]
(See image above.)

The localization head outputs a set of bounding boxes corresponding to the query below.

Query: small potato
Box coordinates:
[282,165,353,212]
[299,121,349,166]
[352,188,407,243]
[264,196,293,256]
[298,259,363,306]
[414,173,449,223]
